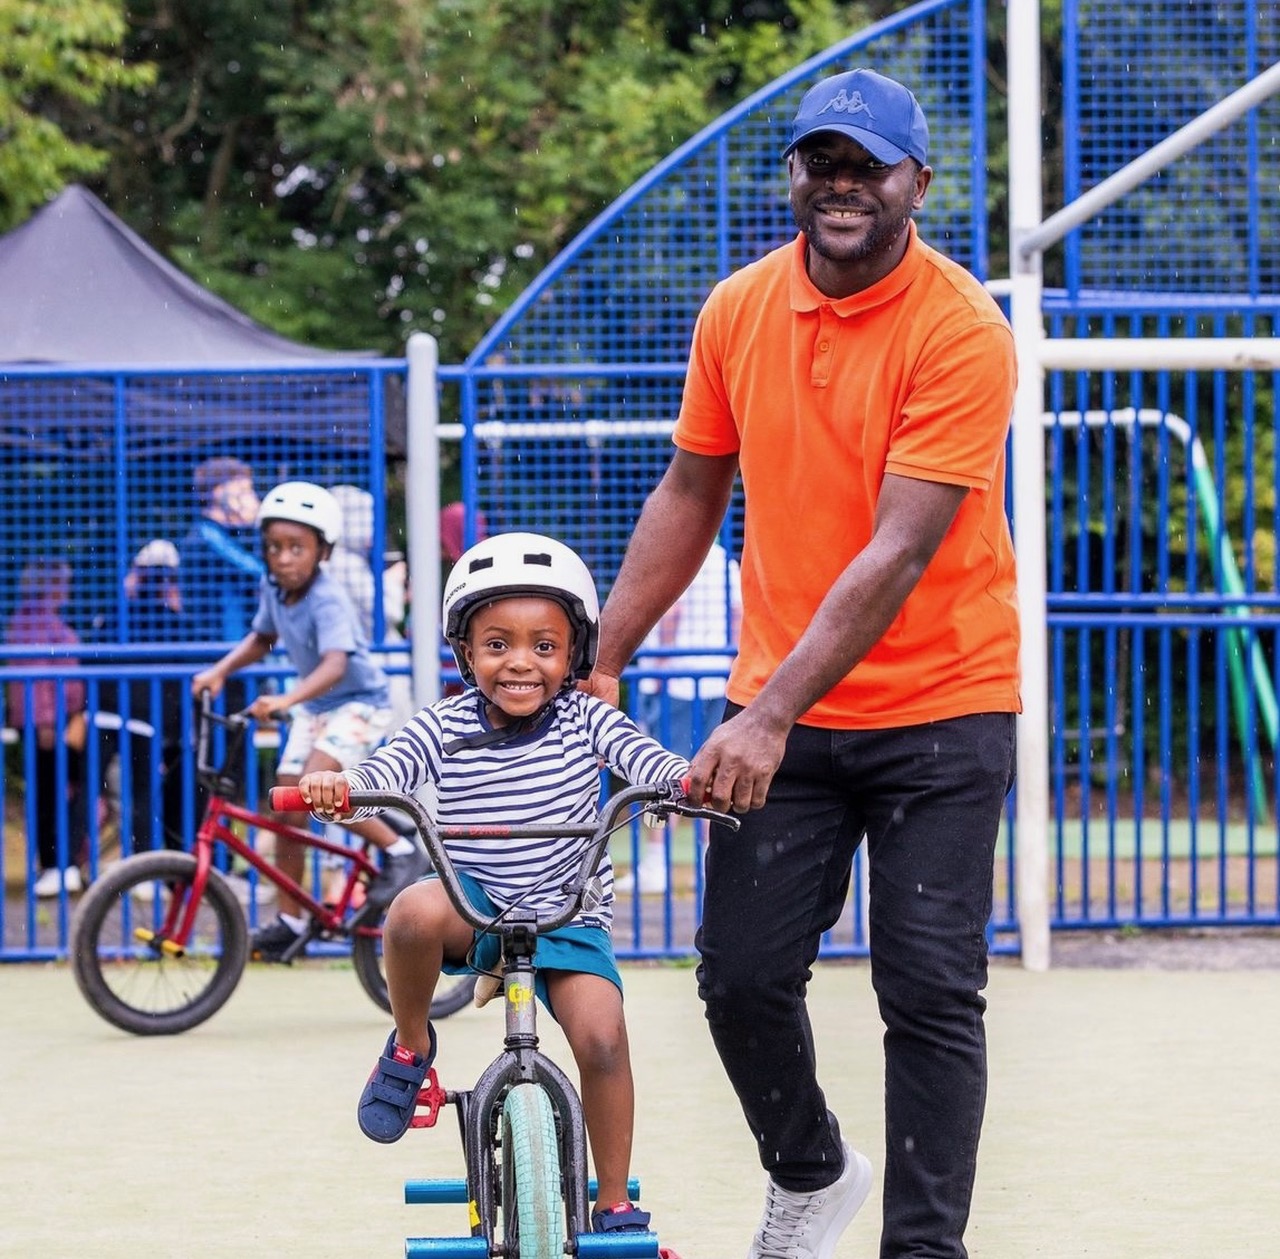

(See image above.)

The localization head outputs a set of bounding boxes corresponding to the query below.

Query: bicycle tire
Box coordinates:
[70,852,250,1036]
[350,913,478,1018]
[500,1083,566,1259]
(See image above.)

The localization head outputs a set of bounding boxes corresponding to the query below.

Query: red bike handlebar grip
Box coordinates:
[269,786,307,811]
[679,775,692,797]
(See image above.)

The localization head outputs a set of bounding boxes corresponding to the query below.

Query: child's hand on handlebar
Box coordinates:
[246,694,291,723]
[297,770,352,819]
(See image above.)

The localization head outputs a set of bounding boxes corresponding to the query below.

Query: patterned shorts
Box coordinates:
[276,701,395,776]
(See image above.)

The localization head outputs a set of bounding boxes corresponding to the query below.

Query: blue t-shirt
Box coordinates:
[251,570,390,714]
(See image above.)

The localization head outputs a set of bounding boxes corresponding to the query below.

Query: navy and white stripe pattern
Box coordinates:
[345,688,689,928]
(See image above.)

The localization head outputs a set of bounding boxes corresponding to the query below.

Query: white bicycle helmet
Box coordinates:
[442,531,600,684]
[256,481,343,548]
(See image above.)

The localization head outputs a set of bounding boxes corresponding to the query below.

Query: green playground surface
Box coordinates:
[3,957,1275,1258]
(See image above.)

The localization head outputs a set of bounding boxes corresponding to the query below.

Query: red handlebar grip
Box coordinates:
[679,775,692,797]
[269,786,307,812]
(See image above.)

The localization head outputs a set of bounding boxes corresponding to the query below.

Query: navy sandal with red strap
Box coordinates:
[357,1024,437,1143]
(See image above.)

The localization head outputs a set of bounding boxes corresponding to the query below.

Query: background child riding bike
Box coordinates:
[296,532,688,1238]
[191,480,428,958]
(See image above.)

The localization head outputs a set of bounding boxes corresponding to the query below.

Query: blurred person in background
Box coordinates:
[179,456,264,646]
[6,560,88,896]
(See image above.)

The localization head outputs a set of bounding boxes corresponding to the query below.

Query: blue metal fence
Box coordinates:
[0,364,409,958]
[4,0,1277,963]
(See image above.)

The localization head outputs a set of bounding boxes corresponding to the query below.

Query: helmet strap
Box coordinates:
[443,696,555,755]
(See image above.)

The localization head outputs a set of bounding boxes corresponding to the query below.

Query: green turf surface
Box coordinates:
[2,957,1275,1257]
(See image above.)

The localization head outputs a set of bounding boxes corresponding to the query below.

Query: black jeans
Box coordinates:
[695,710,1015,1259]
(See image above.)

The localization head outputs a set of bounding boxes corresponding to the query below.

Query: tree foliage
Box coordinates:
[0,0,154,230]
[2,0,960,359]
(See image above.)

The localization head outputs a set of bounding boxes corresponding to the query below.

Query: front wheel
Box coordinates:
[351,916,478,1018]
[500,1083,567,1259]
[70,852,249,1035]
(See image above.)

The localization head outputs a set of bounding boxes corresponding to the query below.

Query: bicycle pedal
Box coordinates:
[409,1067,447,1128]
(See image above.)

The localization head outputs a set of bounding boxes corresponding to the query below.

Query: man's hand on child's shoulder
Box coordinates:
[579,671,620,708]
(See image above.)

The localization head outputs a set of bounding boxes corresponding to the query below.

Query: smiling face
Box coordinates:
[261,519,326,600]
[461,595,574,725]
[787,134,932,298]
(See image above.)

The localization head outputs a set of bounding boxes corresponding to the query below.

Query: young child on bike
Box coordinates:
[296,531,688,1237]
[191,480,428,960]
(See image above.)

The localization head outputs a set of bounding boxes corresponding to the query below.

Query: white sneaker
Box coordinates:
[33,866,83,898]
[746,1142,873,1259]
[615,860,668,894]
[129,877,168,905]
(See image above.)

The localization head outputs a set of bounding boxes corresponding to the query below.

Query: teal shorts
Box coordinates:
[436,870,622,1016]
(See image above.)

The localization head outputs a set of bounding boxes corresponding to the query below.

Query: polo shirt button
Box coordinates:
[818,340,830,351]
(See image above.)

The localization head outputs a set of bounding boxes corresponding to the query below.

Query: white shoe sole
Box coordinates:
[817,1148,873,1259]
[747,1143,873,1259]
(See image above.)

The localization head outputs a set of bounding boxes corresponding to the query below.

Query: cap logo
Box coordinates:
[815,89,874,122]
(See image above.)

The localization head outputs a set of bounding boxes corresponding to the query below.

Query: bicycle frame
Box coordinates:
[161,701,382,952]
[331,780,737,1253]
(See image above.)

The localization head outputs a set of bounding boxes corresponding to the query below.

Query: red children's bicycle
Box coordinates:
[70,695,474,1035]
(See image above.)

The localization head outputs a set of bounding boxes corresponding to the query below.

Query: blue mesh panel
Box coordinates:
[457,0,981,597]
[1066,0,1279,297]
[483,5,980,370]
[0,366,401,646]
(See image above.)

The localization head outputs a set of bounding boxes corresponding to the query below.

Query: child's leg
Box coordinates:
[546,971,637,1212]
[383,879,474,1058]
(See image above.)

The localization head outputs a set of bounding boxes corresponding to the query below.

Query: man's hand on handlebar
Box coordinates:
[293,770,352,819]
[649,777,741,831]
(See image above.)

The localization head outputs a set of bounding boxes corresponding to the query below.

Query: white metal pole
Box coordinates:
[1019,60,1280,260]
[1038,338,1280,372]
[1007,0,1052,971]
[405,332,442,708]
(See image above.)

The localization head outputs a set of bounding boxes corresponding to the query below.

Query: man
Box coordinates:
[588,68,1019,1259]
[179,456,264,645]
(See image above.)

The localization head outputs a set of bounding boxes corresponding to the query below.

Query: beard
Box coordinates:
[792,203,912,266]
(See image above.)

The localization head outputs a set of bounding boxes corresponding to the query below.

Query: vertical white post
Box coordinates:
[1007,0,1052,970]
[406,332,442,709]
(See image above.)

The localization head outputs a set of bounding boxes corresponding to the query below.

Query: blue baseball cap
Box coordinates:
[783,68,929,166]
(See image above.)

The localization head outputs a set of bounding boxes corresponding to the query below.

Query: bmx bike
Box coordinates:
[268,776,737,1259]
[70,695,475,1035]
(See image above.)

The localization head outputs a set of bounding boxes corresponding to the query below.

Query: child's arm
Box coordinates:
[246,648,347,722]
[191,631,273,699]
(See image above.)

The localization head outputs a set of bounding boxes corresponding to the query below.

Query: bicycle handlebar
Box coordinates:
[267,778,739,935]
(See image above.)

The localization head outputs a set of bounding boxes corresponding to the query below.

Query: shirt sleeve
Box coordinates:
[580,694,690,784]
[342,708,442,820]
[884,316,1016,492]
[672,284,743,458]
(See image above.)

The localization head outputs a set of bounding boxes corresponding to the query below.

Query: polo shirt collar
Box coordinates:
[789,219,924,314]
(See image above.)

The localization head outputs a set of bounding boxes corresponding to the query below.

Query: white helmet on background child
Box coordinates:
[256,481,343,547]
[442,532,600,684]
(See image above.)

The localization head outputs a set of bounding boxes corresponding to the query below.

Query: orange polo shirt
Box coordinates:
[674,224,1021,729]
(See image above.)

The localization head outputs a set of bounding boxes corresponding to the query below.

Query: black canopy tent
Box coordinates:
[0,184,353,365]
[0,186,404,634]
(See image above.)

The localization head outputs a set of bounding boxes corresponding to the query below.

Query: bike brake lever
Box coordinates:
[672,776,741,831]
[680,804,741,831]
